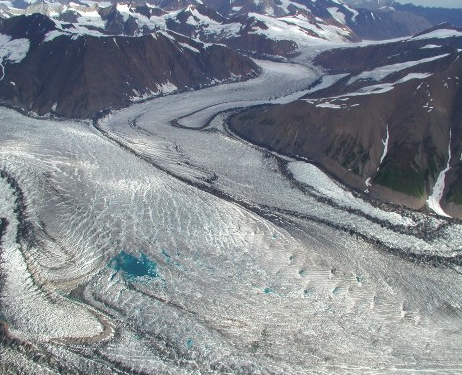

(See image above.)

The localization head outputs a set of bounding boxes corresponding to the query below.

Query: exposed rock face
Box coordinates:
[347,8,433,40]
[395,3,462,31]
[0,14,259,118]
[229,27,462,216]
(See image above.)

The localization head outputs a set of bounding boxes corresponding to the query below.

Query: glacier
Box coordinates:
[1,57,462,374]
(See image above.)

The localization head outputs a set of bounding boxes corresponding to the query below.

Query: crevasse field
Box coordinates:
[1,57,462,375]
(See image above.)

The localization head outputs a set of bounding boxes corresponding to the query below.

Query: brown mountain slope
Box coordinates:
[0,14,259,118]
[230,46,462,216]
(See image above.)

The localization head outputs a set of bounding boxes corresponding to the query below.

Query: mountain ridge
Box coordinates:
[2,0,462,43]
[0,13,260,118]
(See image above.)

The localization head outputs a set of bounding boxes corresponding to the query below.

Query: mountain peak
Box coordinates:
[0,13,57,42]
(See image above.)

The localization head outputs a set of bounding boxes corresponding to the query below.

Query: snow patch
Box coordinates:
[76,10,105,29]
[395,73,432,84]
[157,81,178,94]
[300,74,349,103]
[179,42,200,53]
[0,34,30,80]
[316,102,342,109]
[44,30,64,42]
[116,3,132,22]
[421,44,442,49]
[346,83,395,96]
[44,25,106,41]
[348,54,449,85]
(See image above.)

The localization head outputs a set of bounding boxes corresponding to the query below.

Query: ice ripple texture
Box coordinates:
[1,59,462,374]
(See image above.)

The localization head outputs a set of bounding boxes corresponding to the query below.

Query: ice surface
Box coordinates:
[0,166,104,342]
[170,59,322,129]
[100,58,462,255]
[1,48,462,374]
[288,162,415,228]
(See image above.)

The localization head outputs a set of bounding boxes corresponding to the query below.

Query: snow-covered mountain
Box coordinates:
[0,0,361,57]
[1,0,461,62]
[2,0,462,45]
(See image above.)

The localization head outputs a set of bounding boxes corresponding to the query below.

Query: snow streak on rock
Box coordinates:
[427,129,452,217]
[379,123,389,169]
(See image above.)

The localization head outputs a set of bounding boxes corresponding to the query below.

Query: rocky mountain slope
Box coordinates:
[229,25,462,217]
[0,13,259,118]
